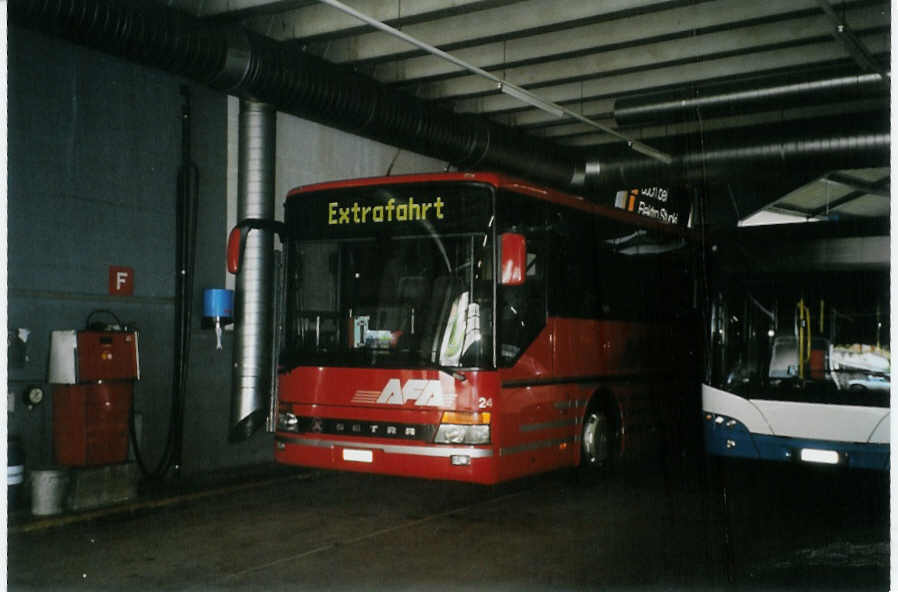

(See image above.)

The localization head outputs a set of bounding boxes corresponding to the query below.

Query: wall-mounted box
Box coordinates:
[48,330,140,384]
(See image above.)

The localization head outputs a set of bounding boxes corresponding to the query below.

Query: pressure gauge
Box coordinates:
[25,386,44,406]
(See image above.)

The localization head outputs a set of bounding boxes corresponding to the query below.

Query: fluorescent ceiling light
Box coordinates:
[739,209,823,227]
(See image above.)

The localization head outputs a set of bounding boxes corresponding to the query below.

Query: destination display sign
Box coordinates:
[327,196,446,226]
[287,183,493,240]
[612,186,690,226]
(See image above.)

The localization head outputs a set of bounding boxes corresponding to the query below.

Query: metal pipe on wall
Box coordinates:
[230,101,276,442]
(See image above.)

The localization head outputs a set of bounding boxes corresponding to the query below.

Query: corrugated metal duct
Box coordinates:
[580,118,890,191]
[613,70,888,127]
[9,0,579,188]
[231,101,276,442]
[9,0,578,442]
[11,0,891,193]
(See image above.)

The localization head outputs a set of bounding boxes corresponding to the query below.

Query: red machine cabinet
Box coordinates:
[49,330,139,467]
[52,382,132,466]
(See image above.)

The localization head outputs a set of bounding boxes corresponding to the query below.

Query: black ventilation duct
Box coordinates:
[587,132,889,190]
[9,0,579,188]
[613,69,888,127]
[9,0,891,193]
[580,114,890,190]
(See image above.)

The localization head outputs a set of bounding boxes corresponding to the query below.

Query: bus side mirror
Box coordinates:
[227,226,242,274]
[500,233,526,286]
[227,218,288,275]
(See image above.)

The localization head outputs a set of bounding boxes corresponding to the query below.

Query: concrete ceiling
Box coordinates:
[163,0,889,223]
[753,168,890,221]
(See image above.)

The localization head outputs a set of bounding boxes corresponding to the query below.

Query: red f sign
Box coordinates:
[109,266,134,296]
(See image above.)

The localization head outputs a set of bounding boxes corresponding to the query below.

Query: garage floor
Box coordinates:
[8,455,888,591]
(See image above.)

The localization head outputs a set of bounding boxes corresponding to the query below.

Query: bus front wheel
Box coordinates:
[581,407,613,470]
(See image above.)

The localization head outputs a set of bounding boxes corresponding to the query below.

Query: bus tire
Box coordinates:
[580,399,617,474]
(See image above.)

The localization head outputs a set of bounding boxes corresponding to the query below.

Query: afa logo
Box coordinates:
[376,379,456,407]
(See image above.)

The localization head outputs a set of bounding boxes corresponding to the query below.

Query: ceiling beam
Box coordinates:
[372,0,872,84]
[516,68,886,130]
[508,99,616,127]
[410,5,887,100]
[816,0,888,75]
[744,173,888,222]
[822,171,890,197]
[450,32,889,117]
[257,0,681,52]
[197,1,312,18]
[240,0,518,40]
[548,99,886,146]
[807,175,890,216]
[311,0,671,161]
[766,203,817,217]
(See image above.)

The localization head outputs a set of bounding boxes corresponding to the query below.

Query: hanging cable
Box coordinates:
[130,86,199,480]
[172,84,200,476]
[85,309,124,330]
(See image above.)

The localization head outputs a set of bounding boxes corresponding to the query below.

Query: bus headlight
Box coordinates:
[435,424,467,444]
[704,412,743,430]
[277,410,299,432]
[434,411,490,444]
[467,424,490,444]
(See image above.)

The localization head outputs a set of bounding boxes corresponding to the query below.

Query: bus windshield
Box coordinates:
[708,233,890,407]
[282,183,494,370]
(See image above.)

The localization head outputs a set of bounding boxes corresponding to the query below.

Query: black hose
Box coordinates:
[173,98,199,473]
[129,86,199,480]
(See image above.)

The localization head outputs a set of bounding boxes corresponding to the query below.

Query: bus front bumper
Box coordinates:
[275,434,501,484]
[703,413,889,471]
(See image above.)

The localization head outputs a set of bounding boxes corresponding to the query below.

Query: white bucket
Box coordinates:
[30,469,69,516]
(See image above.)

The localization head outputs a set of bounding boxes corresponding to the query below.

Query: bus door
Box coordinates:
[497,201,570,476]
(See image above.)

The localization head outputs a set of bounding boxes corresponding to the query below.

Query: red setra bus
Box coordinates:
[272,172,696,484]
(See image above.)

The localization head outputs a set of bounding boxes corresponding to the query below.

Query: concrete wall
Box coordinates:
[8,25,445,478]
[8,25,193,473]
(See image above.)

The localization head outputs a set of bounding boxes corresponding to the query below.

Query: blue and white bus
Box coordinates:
[702,221,889,470]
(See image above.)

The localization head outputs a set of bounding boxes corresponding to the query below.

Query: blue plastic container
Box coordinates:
[203,289,234,321]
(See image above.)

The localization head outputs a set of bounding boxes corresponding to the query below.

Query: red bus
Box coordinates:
[272,172,696,484]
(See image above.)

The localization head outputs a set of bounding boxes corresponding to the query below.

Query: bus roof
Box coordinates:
[286,171,693,237]
[289,171,553,198]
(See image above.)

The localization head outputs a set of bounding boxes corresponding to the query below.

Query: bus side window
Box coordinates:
[497,191,548,366]
[598,227,658,321]
[550,211,597,318]
[597,247,640,320]
[498,237,546,365]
